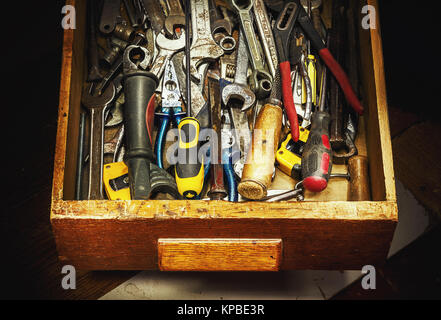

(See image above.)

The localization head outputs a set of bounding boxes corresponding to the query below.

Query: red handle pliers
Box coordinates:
[274,2,302,142]
[273,1,364,142]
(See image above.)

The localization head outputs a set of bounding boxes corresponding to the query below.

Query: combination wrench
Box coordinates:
[230,0,272,99]
[253,0,278,78]
[82,83,116,200]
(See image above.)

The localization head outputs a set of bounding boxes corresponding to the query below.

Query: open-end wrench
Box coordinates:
[100,0,122,34]
[222,31,256,112]
[209,0,233,37]
[82,83,116,200]
[164,0,186,37]
[230,0,273,99]
[150,31,186,81]
[186,0,224,82]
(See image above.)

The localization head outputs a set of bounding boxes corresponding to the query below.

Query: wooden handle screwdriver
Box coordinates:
[238,70,283,200]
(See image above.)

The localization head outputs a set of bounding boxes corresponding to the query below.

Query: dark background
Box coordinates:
[1,1,440,300]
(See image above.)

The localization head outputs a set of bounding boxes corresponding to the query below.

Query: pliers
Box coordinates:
[221,108,239,202]
[155,60,186,169]
[273,1,364,142]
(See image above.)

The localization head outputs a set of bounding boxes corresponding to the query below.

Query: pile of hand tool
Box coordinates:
[76,0,370,202]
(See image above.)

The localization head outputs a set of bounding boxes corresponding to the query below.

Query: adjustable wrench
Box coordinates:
[164,0,186,37]
[222,32,253,178]
[222,31,256,112]
[150,31,186,81]
[82,83,116,199]
[230,0,272,99]
[186,0,224,82]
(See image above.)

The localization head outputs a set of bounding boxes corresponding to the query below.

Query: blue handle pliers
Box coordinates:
[155,60,186,169]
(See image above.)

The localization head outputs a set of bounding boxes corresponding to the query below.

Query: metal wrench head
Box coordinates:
[249,70,273,100]
[164,16,186,37]
[222,84,256,112]
[123,45,152,74]
[82,82,116,109]
[156,31,186,52]
[164,0,186,37]
[188,0,224,82]
[230,0,254,11]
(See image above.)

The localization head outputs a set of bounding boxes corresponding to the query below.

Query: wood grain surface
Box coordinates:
[158,239,282,271]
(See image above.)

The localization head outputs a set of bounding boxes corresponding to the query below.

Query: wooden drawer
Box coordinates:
[51,0,397,271]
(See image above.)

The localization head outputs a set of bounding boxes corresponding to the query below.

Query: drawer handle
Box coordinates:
[158,239,282,272]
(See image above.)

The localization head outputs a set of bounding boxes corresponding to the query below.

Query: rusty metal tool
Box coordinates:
[155,60,185,169]
[221,31,256,112]
[150,31,186,81]
[164,0,186,37]
[82,83,116,199]
[230,0,273,99]
[209,0,233,37]
[186,0,224,83]
[95,32,146,96]
[99,0,122,34]
[141,0,166,34]
[104,125,126,163]
[207,74,228,201]
[253,0,278,78]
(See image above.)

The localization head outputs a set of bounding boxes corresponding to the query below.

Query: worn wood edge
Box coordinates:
[158,239,282,271]
[51,217,397,270]
[368,0,397,203]
[51,0,76,203]
[50,200,398,221]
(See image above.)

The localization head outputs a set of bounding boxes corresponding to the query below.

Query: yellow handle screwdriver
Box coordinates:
[174,0,205,199]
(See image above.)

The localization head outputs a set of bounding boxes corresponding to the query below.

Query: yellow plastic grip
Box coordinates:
[175,117,205,199]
